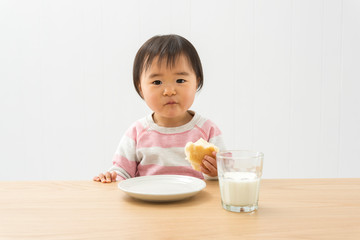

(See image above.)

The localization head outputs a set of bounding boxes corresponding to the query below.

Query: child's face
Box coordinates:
[139,54,198,126]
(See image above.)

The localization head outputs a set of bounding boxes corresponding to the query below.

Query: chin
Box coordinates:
[162,111,185,118]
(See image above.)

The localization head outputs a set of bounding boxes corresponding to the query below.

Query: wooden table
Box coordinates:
[1,178,359,240]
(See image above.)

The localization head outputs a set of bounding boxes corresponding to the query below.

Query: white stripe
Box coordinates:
[209,135,226,151]
[108,166,131,179]
[137,147,191,167]
[194,116,208,128]
[116,135,138,162]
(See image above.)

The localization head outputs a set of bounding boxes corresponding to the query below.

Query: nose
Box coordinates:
[163,85,176,96]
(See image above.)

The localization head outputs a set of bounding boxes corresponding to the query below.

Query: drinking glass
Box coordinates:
[217,150,264,212]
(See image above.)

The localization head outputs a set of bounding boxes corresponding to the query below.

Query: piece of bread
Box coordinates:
[185,138,219,171]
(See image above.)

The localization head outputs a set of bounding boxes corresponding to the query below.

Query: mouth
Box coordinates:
[165,101,177,105]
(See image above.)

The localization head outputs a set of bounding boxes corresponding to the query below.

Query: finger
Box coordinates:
[200,165,210,175]
[111,171,117,182]
[93,176,100,182]
[99,173,106,183]
[201,164,217,177]
[204,155,217,169]
[105,172,112,183]
[202,159,217,176]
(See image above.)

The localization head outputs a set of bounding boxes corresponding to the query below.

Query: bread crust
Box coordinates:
[185,138,219,171]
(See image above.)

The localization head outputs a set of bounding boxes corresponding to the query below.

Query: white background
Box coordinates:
[1,0,359,180]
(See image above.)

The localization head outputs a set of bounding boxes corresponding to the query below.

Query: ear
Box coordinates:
[138,84,144,99]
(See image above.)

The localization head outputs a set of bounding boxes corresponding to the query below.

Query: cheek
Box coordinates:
[183,89,197,105]
[143,90,160,109]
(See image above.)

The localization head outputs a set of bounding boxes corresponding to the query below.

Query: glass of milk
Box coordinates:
[217,150,264,212]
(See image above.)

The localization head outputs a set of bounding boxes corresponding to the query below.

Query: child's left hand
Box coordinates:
[200,151,218,177]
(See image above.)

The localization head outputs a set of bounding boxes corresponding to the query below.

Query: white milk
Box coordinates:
[219,172,260,206]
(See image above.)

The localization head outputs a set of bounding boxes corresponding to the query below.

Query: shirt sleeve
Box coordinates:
[206,120,226,152]
[203,119,227,180]
[108,126,139,180]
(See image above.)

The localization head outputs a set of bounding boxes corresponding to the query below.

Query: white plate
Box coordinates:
[118,175,206,202]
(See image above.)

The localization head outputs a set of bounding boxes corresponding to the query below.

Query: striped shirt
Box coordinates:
[108,111,225,180]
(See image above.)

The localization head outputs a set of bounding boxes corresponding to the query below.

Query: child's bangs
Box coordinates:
[144,52,181,71]
[143,51,184,72]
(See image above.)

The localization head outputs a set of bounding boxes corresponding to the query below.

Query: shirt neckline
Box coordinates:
[146,110,201,134]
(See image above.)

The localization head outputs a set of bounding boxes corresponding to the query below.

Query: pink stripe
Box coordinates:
[112,154,138,178]
[137,164,204,179]
[137,129,206,148]
[125,121,146,141]
[197,120,222,140]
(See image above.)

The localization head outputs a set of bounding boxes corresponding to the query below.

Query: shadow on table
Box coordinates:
[121,189,212,206]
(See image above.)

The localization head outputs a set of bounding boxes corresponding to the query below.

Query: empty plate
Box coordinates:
[118,175,206,202]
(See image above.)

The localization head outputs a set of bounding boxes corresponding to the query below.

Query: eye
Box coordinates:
[152,80,162,85]
[176,79,186,83]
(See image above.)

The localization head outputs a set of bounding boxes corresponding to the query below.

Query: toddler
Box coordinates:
[93,34,225,183]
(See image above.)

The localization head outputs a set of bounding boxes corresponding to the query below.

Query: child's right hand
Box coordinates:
[93,171,117,183]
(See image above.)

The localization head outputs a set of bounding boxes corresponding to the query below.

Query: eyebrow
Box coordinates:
[148,72,190,78]
[175,72,190,76]
[149,73,163,78]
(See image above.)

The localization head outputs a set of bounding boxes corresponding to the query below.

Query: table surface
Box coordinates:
[1,178,360,240]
